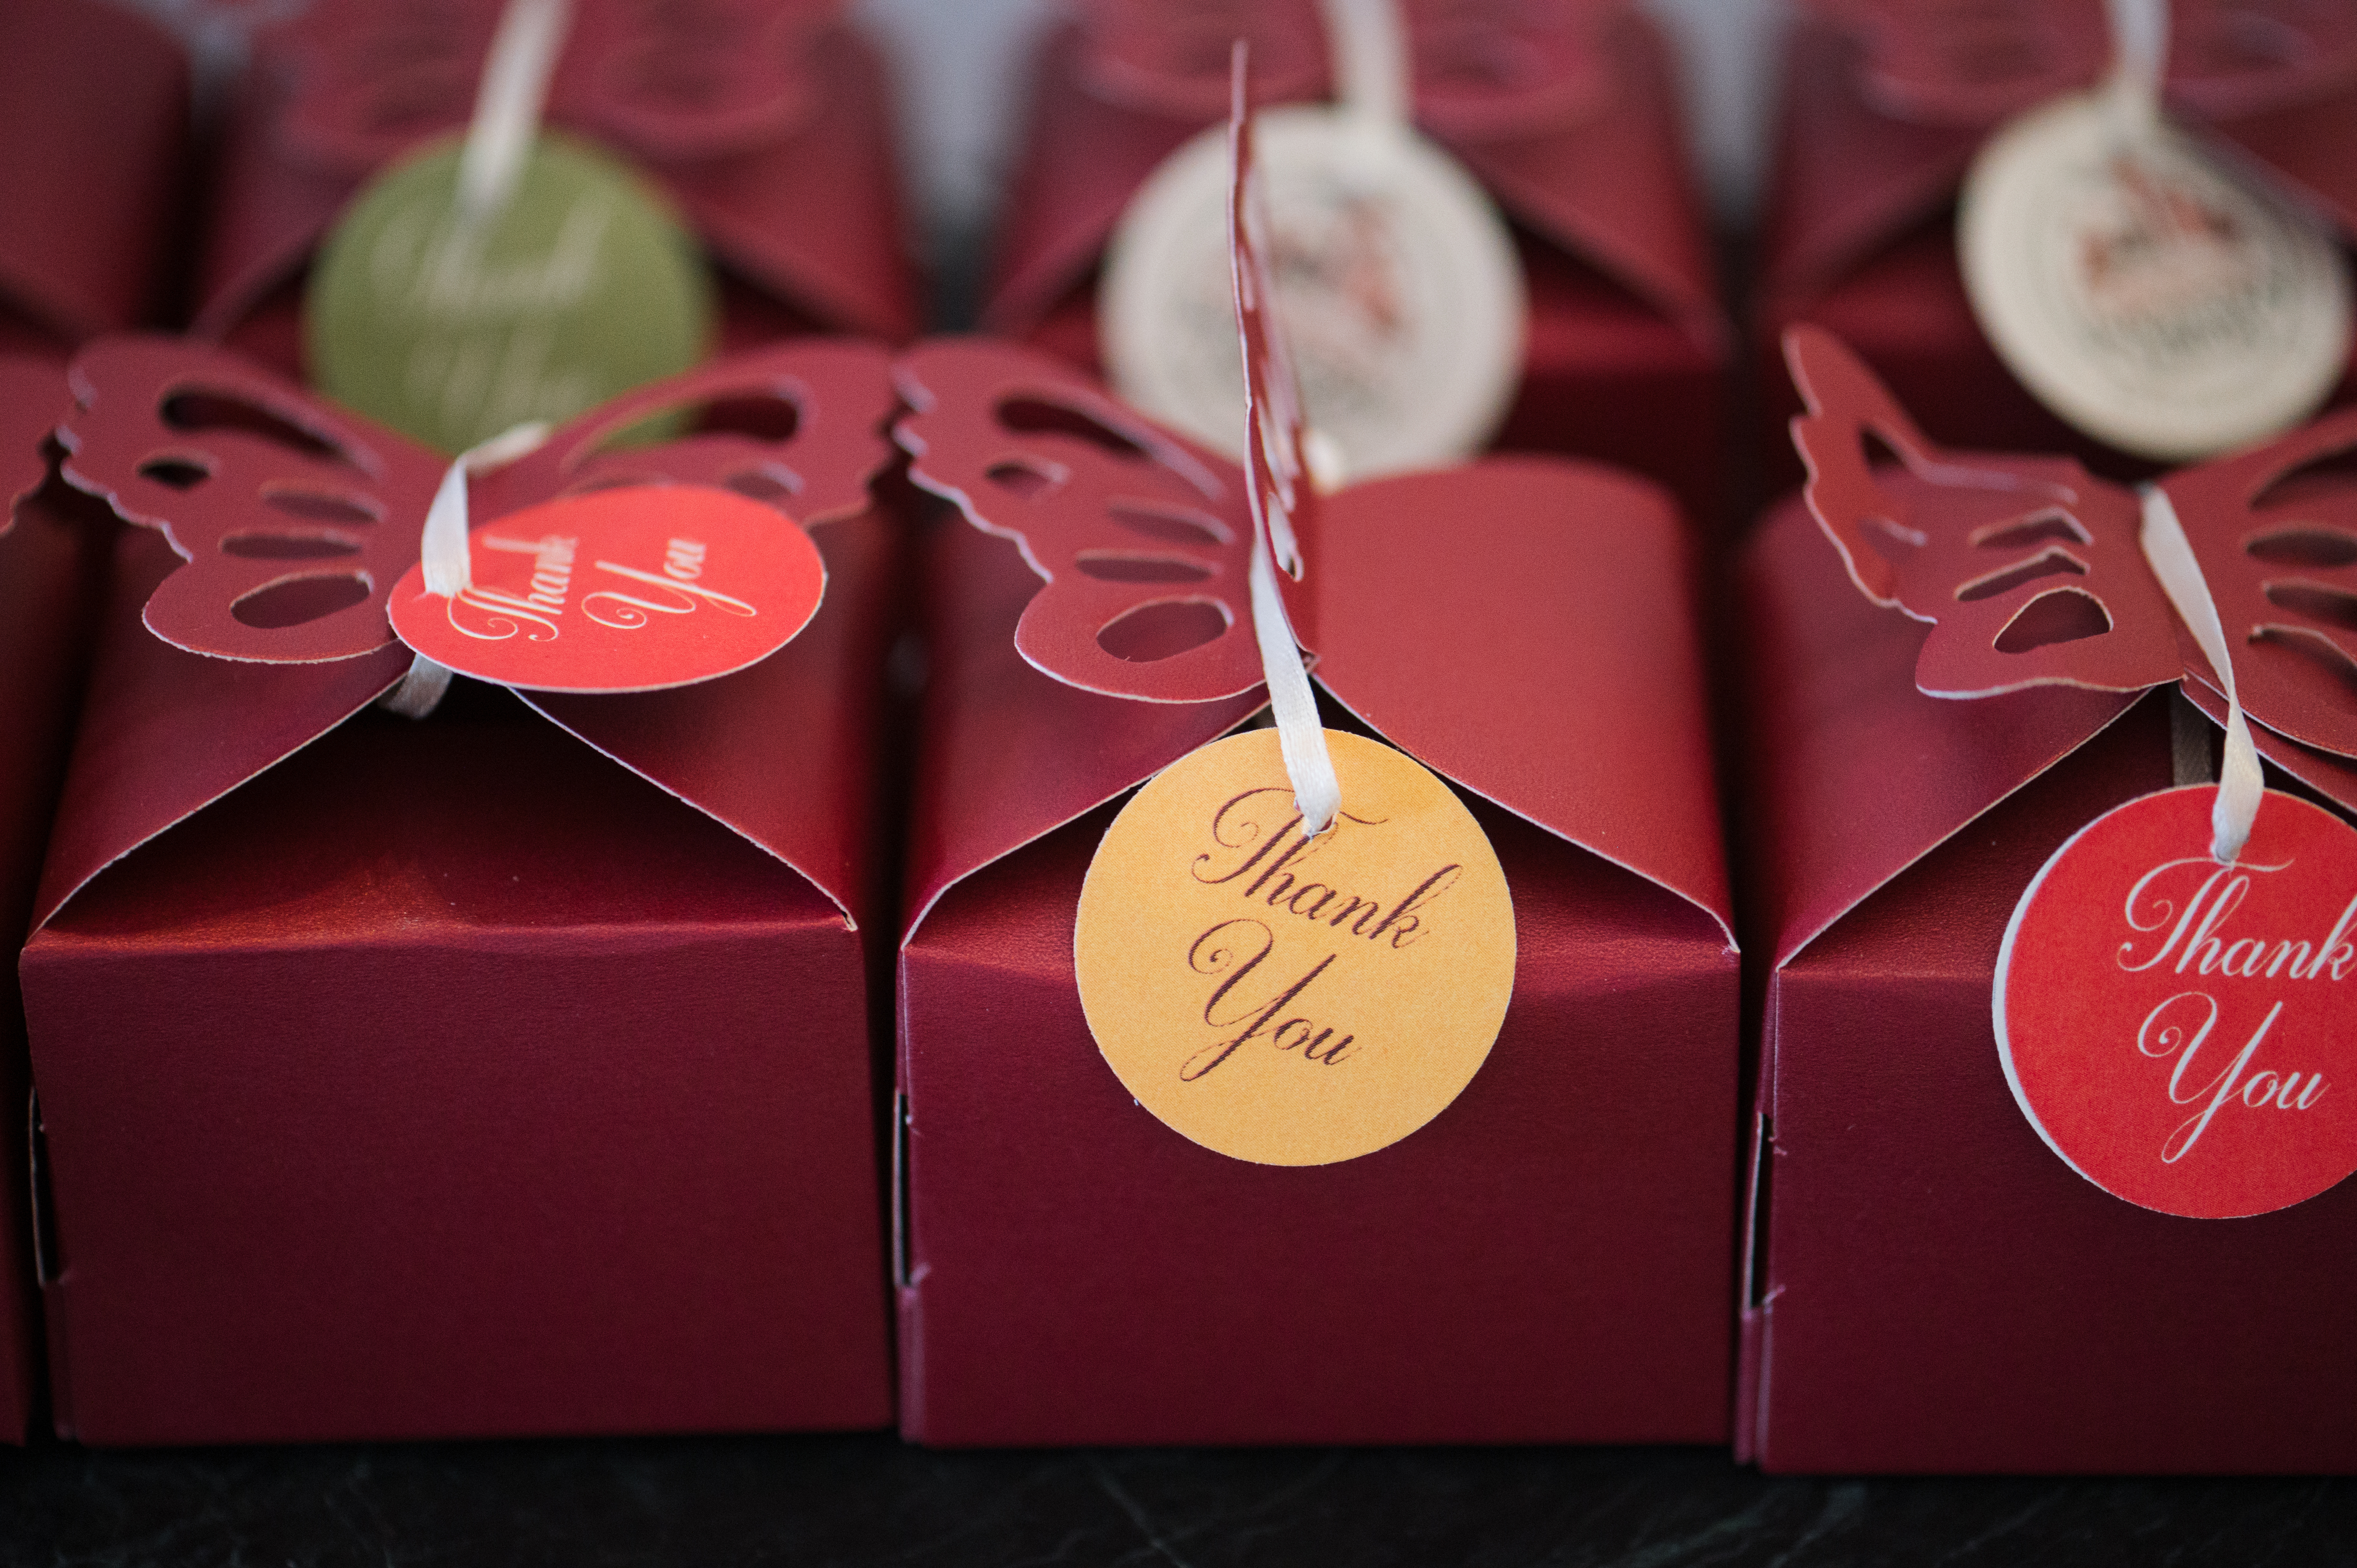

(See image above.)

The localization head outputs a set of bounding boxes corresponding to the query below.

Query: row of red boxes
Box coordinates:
[2,0,2353,1471]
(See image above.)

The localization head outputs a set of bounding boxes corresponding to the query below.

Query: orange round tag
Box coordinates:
[388,484,824,693]
[1076,728,1515,1166]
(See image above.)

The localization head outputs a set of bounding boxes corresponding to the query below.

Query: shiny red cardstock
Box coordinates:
[1754,0,2357,498]
[892,338,1736,1445]
[1735,334,2357,1472]
[982,0,1731,528]
[0,357,109,1444]
[0,0,187,360]
[14,338,903,1444]
[195,0,916,378]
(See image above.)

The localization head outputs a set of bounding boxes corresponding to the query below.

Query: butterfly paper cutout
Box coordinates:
[1788,323,2357,767]
[273,0,843,174]
[0,356,65,539]
[1077,0,1620,138]
[58,335,895,667]
[1821,0,2357,127]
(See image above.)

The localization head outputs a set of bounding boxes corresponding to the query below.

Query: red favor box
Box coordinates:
[892,341,1738,1446]
[0,358,111,1443]
[1755,0,2357,498]
[16,338,901,1444]
[0,0,188,360]
[983,0,1730,528]
[196,0,917,377]
[1735,337,2357,1473]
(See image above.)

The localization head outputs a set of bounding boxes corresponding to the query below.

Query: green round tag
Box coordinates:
[306,132,714,455]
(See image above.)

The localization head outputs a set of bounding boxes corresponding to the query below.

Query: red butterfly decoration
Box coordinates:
[1819,0,2357,126]
[58,335,896,666]
[895,339,1262,703]
[1785,325,2181,697]
[1076,0,1618,138]
[1788,323,2357,765]
[272,0,841,173]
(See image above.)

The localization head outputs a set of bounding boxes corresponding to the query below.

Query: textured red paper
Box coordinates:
[0,357,110,1445]
[0,0,186,359]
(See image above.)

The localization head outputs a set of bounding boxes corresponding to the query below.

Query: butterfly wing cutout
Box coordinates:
[58,335,447,663]
[478,337,895,530]
[273,0,835,173]
[1785,325,2183,698]
[894,338,1263,703]
[2164,404,2357,761]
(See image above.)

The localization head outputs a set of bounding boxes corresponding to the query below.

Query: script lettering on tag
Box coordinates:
[1173,787,1462,1082]
[2110,856,2344,1162]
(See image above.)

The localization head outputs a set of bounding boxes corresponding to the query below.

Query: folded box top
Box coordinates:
[1751,326,2357,969]
[894,335,1733,950]
[32,333,901,937]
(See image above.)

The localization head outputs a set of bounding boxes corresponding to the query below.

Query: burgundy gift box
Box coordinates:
[196,0,918,378]
[15,337,901,1444]
[0,0,188,360]
[0,358,112,1444]
[1754,0,2357,500]
[891,339,1737,1446]
[982,0,1730,528]
[1734,334,2357,1473]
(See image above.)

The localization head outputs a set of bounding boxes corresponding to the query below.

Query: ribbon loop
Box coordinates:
[381,419,553,719]
[456,0,574,230]
[2139,483,2264,863]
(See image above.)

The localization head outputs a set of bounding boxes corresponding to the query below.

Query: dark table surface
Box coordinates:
[4,1432,2351,1566]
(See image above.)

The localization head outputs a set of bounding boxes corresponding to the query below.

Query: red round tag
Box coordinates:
[388,484,824,693]
[1997,785,2357,1218]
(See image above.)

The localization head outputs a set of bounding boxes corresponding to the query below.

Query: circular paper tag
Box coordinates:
[1100,106,1525,481]
[1076,727,1515,1166]
[387,484,824,693]
[1959,92,2353,461]
[306,132,715,456]
[1995,784,2357,1217]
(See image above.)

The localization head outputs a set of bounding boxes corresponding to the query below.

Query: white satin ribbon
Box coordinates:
[1246,526,1340,837]
[378,420,551,719]
[1318,0,1411,131]
[2104,0,2168,131]
[456,0,572,230]
[2139,484,2264,863]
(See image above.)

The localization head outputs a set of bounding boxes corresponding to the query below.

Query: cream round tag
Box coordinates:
[1100,107,1525,481]
[1075,727,1514,1166]
[1959,91,2353,461]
